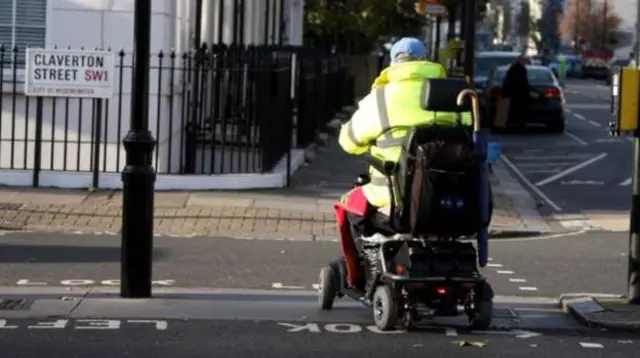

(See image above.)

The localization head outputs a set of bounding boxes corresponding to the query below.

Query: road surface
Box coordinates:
[0,318,636,357]
[0,230,628,297]
[498,78,629,230]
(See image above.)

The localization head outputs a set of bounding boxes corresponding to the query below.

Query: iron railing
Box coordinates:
[0,44,353,187]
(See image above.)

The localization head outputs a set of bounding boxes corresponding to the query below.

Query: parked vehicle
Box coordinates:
[581,49,613,79]
[548,54,582,78]
[482,65,565,133]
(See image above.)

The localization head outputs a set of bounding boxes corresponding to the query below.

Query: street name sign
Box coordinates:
[25,48,115,98]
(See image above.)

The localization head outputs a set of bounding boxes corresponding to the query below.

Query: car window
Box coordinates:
[492,67,555,85]
[475,57,522,76]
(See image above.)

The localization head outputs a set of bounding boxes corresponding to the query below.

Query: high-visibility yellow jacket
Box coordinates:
[338,61,473,208]
[558,55,567,79]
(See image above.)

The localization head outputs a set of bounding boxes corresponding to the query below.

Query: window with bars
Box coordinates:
[0,0,47,69]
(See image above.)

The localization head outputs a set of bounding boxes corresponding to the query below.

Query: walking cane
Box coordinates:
[456,89,489,268]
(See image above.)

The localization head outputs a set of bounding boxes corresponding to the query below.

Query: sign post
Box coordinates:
[24,48,115,188]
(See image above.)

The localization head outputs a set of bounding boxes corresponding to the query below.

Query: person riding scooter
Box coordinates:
[337,37,474,303]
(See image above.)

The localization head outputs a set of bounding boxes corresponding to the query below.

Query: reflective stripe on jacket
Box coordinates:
[338,61,473,207]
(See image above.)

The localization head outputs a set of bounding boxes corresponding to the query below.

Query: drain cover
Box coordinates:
[0,299,34,310]
[0,203,22,210]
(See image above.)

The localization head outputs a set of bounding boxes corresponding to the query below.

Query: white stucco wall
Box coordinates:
[0,0,305,189]
[2,0,193,176]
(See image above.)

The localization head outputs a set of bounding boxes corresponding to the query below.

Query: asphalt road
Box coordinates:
[0,230,627,297]
[0,318,637,357]
[498,78,631,221]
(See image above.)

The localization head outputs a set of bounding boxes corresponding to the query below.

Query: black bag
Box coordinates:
[406,141,482,237]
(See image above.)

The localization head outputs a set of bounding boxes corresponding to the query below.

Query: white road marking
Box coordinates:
[486,263,503,268]
[535,153,608,186]
[518,162,585,167]
[579,342,604,348]
[588,120,601,127]
[560,180,604,185]
[509,278,527,283]
[522,169,562,174]
[501,154,562,211]
[619,177,632,186]
[511,155,592,160]
[564,131,589,145]
[272,282,306,290]
[311,283,320,290]
[445,328,458,336]
[518,287,539,291]
[573,113,585,120]
[496,270,514,274]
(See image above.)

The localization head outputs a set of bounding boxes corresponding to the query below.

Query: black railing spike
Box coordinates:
[68,45,72,50]
[158,50,164,58]
[107,47,111,52]
[0,43,4,51]
[119,49,126,56]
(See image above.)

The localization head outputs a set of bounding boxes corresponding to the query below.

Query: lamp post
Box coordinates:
[628,0,640,305]
[120,0,156,298]
[462,0,476,82]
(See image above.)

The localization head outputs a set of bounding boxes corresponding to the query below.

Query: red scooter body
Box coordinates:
[333,186,369,287]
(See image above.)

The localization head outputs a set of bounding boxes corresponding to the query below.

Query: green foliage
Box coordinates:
[304,0,425,52]
[304,0,489,52]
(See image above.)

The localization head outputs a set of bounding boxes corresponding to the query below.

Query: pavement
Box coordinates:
[0,114,548,240]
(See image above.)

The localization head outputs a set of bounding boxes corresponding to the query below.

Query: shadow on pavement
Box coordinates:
[0,244,168,263]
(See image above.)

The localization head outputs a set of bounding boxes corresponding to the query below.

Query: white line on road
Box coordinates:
[522,169,562,174]
[511,155,591,160]
[535,153,608,186]
[518,287,539,291]
[517,162,580,167]
[564,131,589,145]
[573,113,586,120]
[272,282,306,290]
[588,120,601,127]
[486,263,503,268]
[500,154,562,211]
[509,278,527,283]
[496,270,514,274]
[445,328,458,336]
[579,342,604,348]
[619,177,632,186]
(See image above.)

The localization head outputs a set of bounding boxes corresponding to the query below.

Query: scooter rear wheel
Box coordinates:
[318,266,336,310]
[373,285,399,331]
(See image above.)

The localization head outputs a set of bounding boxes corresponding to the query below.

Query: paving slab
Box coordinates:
[561,295,640,332]
[0,136,547,239]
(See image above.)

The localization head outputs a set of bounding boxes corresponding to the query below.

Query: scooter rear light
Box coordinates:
[436,287,447,295]
[395,265,407,275]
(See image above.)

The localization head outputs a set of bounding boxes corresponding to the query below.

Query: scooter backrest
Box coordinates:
[421,78,472,112]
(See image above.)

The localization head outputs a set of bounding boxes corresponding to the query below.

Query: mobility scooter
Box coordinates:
[318,78,494,331]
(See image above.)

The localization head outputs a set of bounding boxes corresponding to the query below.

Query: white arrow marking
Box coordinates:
[619,177,632,186]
